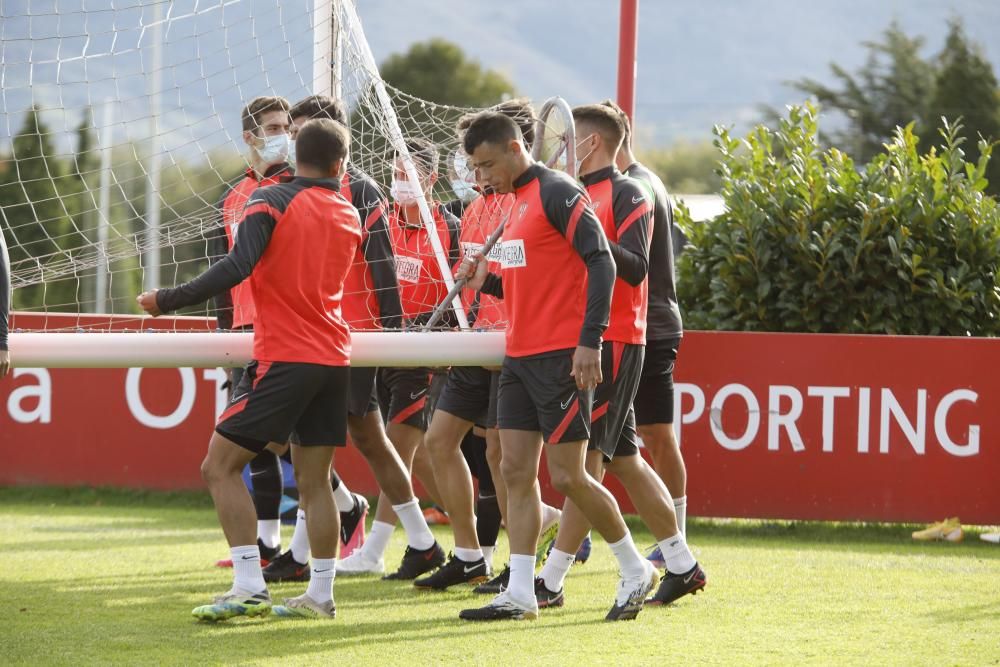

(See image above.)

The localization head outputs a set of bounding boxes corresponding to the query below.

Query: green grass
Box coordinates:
[0,487,997,666]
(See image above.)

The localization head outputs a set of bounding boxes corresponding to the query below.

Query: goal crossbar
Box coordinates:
[8,331,506,369]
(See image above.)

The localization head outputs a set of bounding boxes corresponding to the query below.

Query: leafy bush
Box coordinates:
[676,103,1000,335]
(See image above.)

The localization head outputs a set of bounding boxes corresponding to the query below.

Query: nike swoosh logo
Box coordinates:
[314,568,332,573]
[231,393,249,403]
[409,389,428,400]
[565,193,582,208]
[683,569,698,584]
[632,195,644,204]
[241,555,257,560]
[464,564,483,574]
[560,394,575,410]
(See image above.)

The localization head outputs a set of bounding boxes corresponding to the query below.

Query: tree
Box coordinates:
[924,20,1000,194]
[637,141,722,194]
[0,107,83,310]
[791,22,936,164]
[379,38,515,108]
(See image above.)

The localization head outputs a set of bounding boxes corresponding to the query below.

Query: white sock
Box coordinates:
[455,546,484,563]
[305,557,336,604]
[230,544,267,593]
[257,520,281,550]
[608,533,647,580]
[333,483,355,513]
[508,553,536,605]
[392,499,436,550]
[481,545,495,568]
[659,532,697,575]
[290,509,310,564]
[538,548,574,592]
[361,520,394,560]
[674,495,688,537]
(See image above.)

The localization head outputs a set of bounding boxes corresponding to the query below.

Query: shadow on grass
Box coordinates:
[925,601,1000,624]
[2,568,610,665]
[659,517,1000,560]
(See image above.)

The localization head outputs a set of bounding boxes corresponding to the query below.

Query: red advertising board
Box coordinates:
[1,318,996,524]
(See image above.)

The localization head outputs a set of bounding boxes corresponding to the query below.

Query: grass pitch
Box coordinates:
[0,487,997,666]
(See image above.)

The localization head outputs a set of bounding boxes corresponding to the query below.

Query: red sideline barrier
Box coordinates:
[1,316,996,524]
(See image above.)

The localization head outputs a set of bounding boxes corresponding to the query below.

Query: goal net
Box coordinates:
[1,0,574,367]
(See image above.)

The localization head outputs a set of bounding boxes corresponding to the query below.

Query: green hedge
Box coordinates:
[676,104,1000,336]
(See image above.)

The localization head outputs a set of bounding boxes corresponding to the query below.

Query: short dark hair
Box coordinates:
[600,99,632,145]
[241,96,290,133]
[458,98,536,148]
[395,137,439,175]
[289,94,347,125]
[461,111,522,155]
[295,118,350,172]
[573,104,626,154]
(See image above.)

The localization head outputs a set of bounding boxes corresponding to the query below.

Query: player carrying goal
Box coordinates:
[138,118,360,621]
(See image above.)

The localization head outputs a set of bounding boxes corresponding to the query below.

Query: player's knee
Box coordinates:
[500,458,533,490]
[293,467,330,497]
[548,466,587,497]
[200,455,224,487]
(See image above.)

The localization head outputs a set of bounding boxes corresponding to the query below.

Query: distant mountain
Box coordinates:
[360,0,1000,145]
[2,0,997,156]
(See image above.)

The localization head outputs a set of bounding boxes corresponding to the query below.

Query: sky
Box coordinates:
[1,0,998,158]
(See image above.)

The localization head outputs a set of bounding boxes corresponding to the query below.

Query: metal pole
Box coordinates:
[95,99,114,314]
[313,0,334,97]
[616,0,639,123]
[332,0,343,100]
[143,1,163,291]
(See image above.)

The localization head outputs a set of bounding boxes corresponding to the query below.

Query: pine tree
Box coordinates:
[0,107,81,310]
[924,20,1000,195]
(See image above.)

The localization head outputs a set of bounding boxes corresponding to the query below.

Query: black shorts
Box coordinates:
[349,366,379,417]
[377,367,444,431]
[216,360,349,453]
[497,350,593,444]
[435,366,500,429]
[634,337,681,426]
[589,342,644,459]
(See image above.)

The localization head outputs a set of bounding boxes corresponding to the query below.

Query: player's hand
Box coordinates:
[456,253,488,291]
[0,350,10,379]
[136,290,162,317]
[571,345,602,390]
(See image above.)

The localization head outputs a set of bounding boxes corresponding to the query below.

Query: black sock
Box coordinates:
[249,450,283,521]
[476,494,502,550]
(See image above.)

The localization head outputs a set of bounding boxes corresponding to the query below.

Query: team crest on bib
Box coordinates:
[395,256,422,283]
[499,239,527,268]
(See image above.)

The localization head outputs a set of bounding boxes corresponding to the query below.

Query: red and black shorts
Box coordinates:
[434,365,500,429]
[377,367,444,431]
[497,350,593,444]
[634,336,681,426]
[216,360,350,453]
[348,366,379,417]
[589,342,645,459]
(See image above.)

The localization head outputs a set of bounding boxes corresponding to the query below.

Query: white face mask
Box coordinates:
[255,133,290,166]
[391,178,425,206]
[574,134,596,177]
[449,151,478,202]
[286,139,296,167]
[450,179,478,203]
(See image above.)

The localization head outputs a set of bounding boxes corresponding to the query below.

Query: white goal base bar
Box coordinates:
[8,332,506,369]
